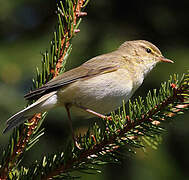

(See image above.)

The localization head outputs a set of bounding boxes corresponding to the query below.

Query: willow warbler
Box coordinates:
[4,40,173,134]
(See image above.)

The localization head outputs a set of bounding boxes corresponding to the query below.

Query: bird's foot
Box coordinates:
[73,137,83,150]
[105,115,112,120]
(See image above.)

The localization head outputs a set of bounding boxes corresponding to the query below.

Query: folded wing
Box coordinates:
[24,52,122,100]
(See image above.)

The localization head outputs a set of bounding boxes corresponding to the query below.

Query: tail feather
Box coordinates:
[3,91,57,133]
[3,111,32,133]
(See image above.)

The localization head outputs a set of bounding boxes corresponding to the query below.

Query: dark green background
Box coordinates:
[0,0,189,179]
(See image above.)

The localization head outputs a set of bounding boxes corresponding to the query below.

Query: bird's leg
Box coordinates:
[76,105,112,120]
[75,105,112,144]
[65,104,82,150]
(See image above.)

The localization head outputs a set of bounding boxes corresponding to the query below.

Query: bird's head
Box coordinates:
[118,40,173,75]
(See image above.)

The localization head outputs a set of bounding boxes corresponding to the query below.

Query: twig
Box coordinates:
[0,0,86,178]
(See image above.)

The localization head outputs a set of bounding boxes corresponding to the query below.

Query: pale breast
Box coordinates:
[57,68,142,117]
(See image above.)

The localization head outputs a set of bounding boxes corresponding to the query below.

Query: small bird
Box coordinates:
[3,40,173,136]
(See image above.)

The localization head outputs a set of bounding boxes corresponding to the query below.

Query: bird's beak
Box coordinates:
[159,56,174,63]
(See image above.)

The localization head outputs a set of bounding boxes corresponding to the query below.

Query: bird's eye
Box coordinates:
[146,48,152,53]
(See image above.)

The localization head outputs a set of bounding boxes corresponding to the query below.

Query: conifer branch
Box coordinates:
[20,72,188,179]
[42,73,189,179]
[0,1,88,179]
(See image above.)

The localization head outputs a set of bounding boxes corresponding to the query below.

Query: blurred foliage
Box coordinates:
[0,0,189,179]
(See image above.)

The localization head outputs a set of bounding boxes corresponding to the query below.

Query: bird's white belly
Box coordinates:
[58,69,140,118]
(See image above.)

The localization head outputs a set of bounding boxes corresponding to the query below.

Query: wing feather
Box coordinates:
[24,51,122,100]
